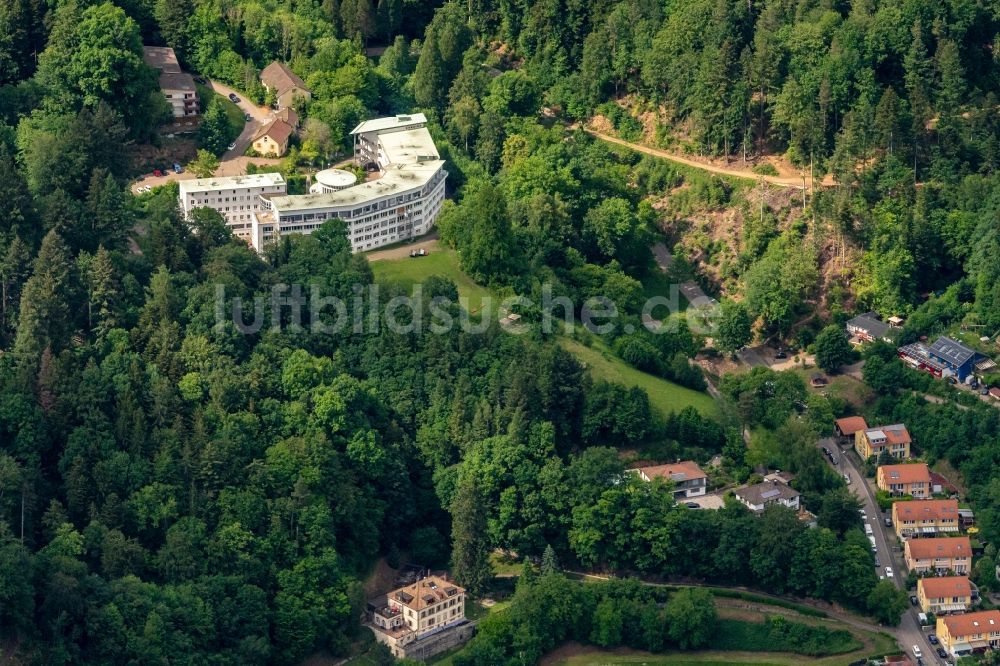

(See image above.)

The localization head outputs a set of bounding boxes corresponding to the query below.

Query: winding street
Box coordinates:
[206,79,274,158]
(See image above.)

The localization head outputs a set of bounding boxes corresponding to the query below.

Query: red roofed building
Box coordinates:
[632,461,707,499]
[904,536,971,574]
[937,610,1000,658]
[891,499,960,538]
[917,576,972,614]
[835,416,868,439]
[877,463,930,497]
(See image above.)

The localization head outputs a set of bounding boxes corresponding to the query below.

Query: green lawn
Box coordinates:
[370,248,495,315]
[560,337,718,418]
[547,650,854,666]
[195,83,245,142]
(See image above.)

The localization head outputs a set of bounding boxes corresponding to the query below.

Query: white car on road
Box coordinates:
[885,566,893,577]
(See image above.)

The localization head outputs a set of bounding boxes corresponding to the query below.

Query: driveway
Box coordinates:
[207,80,274,159]
[819,437,942,663]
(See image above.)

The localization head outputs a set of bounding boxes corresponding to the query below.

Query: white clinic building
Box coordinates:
[250,114,447,252]
[178,173,287,241]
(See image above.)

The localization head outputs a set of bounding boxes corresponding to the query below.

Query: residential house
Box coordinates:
[917,576,972,614]
[927,336,983,382]
[734,481,801,513]
[252,118,294,157]
[904,536,972,574]
[632,461,707,499]
[877,463,931,497]
[261,62,311,110]
[990,387,1000,402]
[856,423,912,460]
[846,312,899,344]
[142,46,199,118]
[763,471,794,486]
[891,499,960,539]
[276,107,299,129]
[834,416,868,441]
[900,336,989,383]
[368,575,471,660]
[937,610,1000,658]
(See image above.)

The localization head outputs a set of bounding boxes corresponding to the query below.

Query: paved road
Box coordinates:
[819,437,943,664]
[207,80,274,159]
[652,242,673,271]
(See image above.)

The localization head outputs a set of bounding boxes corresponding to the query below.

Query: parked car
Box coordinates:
[936,647,948,658]
[685,502,700,509]
[775,350,788,359]
[885,566,893,577]
[822,446,830,455]
[912,645,922,659]
[173,162,182,173]
[885,517,892,527]
[928,634,938,645]
[874,557,880,567]
[910,595,918,605]
[844,473,851,484]
[829,455,838,465]
[981,387,990,395]
[228,141,237,150]
[153,169,162,177]
[245,113,251,121]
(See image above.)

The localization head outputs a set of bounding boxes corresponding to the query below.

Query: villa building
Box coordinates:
[142,46,199,118]
[368,575,472,660]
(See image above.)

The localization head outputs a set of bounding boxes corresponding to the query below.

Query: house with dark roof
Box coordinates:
[252,118,295,157]
[142,46,199,118]
[261,62,311,110]
[734,481,800,513]
[846,312,899,344]
[927,336,983,381]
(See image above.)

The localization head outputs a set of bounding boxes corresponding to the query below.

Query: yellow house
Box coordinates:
[917,576,972,614]
[877,463,930,497]
[891,499,960,538]
[252,119,294,157]
[937,610,1000,658]
[856,423,911,459]
[904,536,971,574]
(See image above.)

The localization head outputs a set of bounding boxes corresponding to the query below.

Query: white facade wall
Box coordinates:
[179,177,287,241]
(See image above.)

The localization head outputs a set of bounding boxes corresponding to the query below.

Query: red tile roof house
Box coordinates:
[631,461,708,499]
[834,416,868,440]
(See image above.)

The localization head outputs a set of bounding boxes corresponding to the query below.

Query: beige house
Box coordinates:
[937,610,1000,658]
[877,463,930,497]
[632,461,707,499]
[917,576,972,614]
[369,576,471,660]
[142,46,199,117]
[261,62,311,110]
[252,119,294,157]
[904,536,971,575]
[891,499,960,538]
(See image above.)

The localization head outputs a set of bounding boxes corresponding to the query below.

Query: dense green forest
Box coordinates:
[3,0,1000,662]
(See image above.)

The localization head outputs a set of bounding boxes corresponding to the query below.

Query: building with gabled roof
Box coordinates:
[632,461,707,499]
[917,576,972,614]
[891,499,960,538]
[142,45,199,118]
[877,463,930,497]
[857,423,912,460]
[834,416,868,439]
[847,312,899,344]
[734,480,801,513]
[261,61,310,110]
[904,536,971,574]
[252,118,295,157]
[937,610,1000,658]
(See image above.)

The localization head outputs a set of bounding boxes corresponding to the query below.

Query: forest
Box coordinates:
[2,0,1000,663]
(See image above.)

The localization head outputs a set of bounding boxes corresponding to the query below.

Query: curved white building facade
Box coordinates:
[251,114,447,253]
